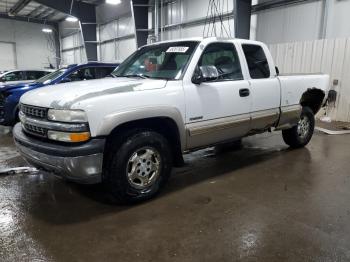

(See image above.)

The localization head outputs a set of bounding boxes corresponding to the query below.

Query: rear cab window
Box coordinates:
[242,44,270,79]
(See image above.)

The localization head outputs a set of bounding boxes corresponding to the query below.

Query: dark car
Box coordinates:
[0,62,118,126]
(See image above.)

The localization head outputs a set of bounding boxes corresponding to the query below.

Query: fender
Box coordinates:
[96,106,187,151]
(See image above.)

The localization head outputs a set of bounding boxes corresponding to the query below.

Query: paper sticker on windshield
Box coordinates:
[166,46,189,53]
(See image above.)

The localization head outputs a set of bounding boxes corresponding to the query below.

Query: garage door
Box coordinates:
[0,42,17,71]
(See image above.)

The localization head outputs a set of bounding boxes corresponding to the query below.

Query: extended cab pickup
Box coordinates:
[13,37,329,203]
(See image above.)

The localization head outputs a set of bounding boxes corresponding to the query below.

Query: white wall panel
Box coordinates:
[116,38,137,61]
[256,1,323,44]
[61,50,75,65]
[97,14,136,63]
[162,18,234,41]
[0,18,57,69]
[338,39,350,121]
[160,0,236,41]
[0,42,16,71]
[181,0,234,22]
[326,0,350,39]
[99,22,117,42]
[100,42,116,62]
[118,16,134,37]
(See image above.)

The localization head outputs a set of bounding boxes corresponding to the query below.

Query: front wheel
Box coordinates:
[103,130,173,204]
[282,106,315,148]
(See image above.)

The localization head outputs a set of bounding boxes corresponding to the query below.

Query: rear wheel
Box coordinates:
[103,130,173,203]
[282,106,315,148]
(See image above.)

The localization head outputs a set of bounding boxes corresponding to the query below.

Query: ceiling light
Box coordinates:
[42,28,53,33]
[106,0,121,5]
[65,16,78,22]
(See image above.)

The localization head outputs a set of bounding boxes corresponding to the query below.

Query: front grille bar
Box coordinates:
[19,112,88,133]
[21,104,47,119]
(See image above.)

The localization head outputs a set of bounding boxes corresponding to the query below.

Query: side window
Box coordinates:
[198,43,243,81]
[3,71,23,81]
[242,44,270,79]
[68,68,96,82]
[95,67,115,79]
[26,71,46,80]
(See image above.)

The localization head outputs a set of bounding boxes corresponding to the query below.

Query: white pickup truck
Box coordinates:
[14,37,329,203]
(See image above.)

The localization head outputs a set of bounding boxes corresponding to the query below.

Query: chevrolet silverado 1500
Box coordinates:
[13,37,329,203]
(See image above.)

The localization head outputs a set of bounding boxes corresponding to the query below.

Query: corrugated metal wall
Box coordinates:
[61,33,87,65]
[256,1,323,44]
[269,38,350,122]
[98,15,136,62]
[161,0,235,40]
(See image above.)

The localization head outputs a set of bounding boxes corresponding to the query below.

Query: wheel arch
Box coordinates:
[300,88,326,114]
[101,107,186,167]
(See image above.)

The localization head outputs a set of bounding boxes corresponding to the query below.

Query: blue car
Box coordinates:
[0,62,118,126]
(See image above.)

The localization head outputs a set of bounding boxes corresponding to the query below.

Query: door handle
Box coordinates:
[239,88,250,97]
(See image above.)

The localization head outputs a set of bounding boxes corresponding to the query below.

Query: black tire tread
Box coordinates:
[103,129,172,204]
[282,106,315,148]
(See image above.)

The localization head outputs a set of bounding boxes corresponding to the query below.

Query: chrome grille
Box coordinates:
[21,104,47,119]
[23,123,47,137]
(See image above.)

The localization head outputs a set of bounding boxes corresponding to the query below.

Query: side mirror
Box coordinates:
[192,65,219,85]
[275,66,280,76]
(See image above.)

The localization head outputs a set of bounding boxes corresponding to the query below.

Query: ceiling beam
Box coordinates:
[28,5,45,17]
[8,0,32,16]
[41,10,57,20]
[251,0,313,12]
[34,7,51,18]
[0,12,56,26]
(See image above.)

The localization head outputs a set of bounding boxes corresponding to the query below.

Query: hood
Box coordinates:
[0,82,42,92]
[20,77,168,109]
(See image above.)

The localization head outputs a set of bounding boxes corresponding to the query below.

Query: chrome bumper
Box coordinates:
[13,123,105,184]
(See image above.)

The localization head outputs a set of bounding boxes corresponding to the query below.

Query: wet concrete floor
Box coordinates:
[1,127,350,261]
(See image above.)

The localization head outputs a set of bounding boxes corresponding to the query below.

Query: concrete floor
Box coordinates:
[1,127,350,262]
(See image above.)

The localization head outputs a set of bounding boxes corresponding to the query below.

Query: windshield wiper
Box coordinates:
[124,74,150,79]
[108,74,117,78]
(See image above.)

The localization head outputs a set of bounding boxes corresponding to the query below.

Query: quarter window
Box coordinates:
[242,44,270,79]
[198,43,243,81]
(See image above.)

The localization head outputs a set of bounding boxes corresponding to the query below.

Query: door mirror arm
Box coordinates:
[191,69,203,85]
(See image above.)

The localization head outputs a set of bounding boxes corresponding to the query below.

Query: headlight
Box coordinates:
[47,130,90,143]
[47,109,88,123]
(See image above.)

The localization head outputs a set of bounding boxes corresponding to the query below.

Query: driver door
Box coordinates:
[184,42,252,149]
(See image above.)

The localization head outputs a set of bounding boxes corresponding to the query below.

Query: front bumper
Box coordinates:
[13,123,105,184]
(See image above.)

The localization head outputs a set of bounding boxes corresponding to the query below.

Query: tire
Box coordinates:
[103,130,173,204]
[282,106,315,148]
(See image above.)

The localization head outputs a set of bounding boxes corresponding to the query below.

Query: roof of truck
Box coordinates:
[143,37,266,47]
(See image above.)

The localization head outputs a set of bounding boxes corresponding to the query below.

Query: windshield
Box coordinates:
[36,68,67,84]
[112,41,199,80]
